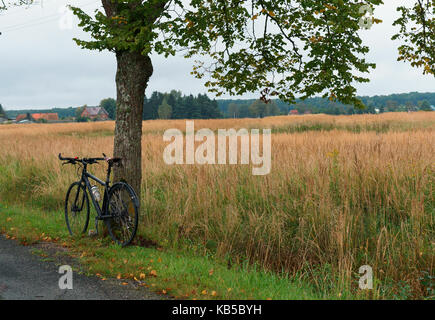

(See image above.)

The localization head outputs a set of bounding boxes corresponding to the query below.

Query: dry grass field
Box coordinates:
[0,112,433,299]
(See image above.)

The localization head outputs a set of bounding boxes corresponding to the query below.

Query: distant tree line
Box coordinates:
[76,92,223,121]
[219,92,435,117]
[143,90,222,120]
[3,91,434,121]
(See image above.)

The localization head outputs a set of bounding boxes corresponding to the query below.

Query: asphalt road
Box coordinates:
[0,235,162,300]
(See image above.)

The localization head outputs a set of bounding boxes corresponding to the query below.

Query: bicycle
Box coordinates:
[58,153,139,246]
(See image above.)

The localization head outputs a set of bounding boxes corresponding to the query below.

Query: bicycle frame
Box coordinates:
[79,162,113,220]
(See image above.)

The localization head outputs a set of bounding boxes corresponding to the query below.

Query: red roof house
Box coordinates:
[16,114,29,122]
[81,106,109,121]
[31,113,59,121]
[15,113,59,122]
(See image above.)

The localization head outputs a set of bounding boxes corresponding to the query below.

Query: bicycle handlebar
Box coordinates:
[58,153,106,164]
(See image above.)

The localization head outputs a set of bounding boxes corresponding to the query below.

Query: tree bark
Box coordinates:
[113,51,153,201]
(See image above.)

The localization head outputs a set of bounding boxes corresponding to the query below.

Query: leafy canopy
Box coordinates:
[71,0,385,108]
[392,0,434,75]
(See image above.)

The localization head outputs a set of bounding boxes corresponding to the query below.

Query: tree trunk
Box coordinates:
[113,51,153,201]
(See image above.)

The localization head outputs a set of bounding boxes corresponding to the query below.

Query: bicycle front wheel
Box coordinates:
[106,182,139,246]
[65,182,90,236]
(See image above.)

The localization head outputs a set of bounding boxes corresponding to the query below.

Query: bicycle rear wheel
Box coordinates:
[106,182,139,246]
[65,182,90,236]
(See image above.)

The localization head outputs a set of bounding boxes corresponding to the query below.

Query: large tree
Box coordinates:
[69,0,380,198]
[69,0,432,199]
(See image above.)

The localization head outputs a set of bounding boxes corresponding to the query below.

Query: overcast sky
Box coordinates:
[0,0,434,110]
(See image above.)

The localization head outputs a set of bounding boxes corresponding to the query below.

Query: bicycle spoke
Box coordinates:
[107,184,138,246]
[65,183,89,236]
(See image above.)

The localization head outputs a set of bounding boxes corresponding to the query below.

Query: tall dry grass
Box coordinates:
[0,112,433,298]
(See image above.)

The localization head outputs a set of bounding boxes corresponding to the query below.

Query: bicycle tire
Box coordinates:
[65,182,90,236]
[106,182,139,246]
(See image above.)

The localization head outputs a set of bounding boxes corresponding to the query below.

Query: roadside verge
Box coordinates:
[0,204,321,300]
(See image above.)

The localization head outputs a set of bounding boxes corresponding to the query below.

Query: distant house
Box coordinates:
[81,106,109,121]
[16,113,59,123]
[16,114,30,122]
[288,110,299,115]
[32,113,59,122]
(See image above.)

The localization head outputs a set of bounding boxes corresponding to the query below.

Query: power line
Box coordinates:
[0,0,99,34]
[2,12,65,31]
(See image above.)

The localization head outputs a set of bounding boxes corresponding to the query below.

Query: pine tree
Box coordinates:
[0,104,6,118]
[158,97,172,119]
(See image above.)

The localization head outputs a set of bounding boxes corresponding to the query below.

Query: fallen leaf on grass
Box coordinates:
[150,270,157,277]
